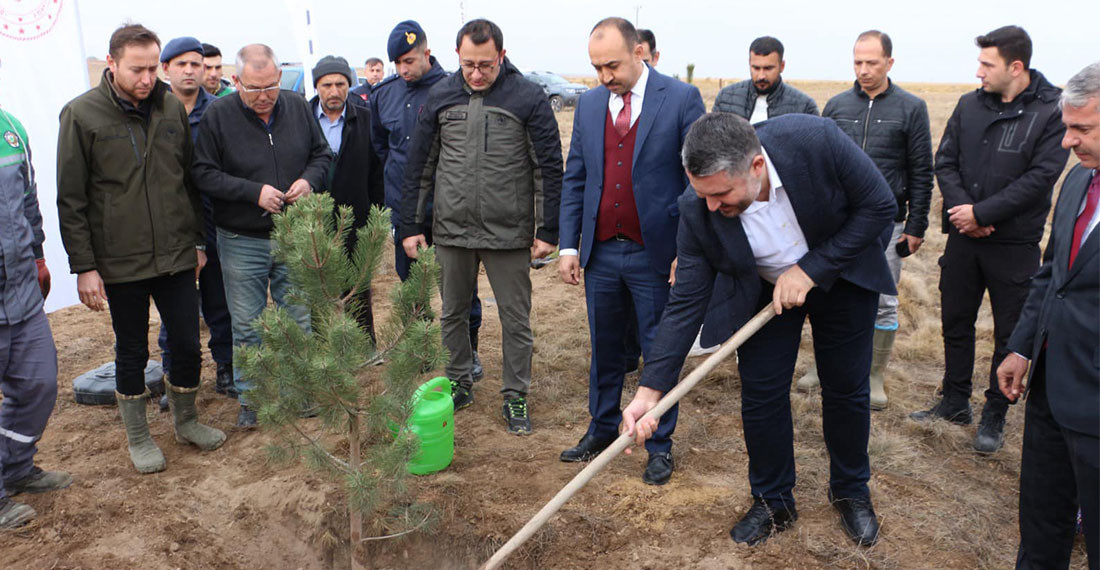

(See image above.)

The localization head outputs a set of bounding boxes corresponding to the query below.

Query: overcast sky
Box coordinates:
[79,0,1096,85]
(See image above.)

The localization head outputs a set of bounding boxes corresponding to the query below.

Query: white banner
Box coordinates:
[284,0,318,100]
[0,0,88,312]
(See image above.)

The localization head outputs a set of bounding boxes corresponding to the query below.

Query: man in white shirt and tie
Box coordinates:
[557,17,704,485]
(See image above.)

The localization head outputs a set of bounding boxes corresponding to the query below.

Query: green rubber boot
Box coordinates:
[796,364,820,391]
[166,381,227,452]
[116,391,166,474]
[869,329,897,410]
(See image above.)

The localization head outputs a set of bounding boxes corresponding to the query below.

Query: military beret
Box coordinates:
[160,36,204,63]
[388,20,425,62]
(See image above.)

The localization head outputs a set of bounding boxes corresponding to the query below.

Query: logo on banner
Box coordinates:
[0,0,63,41]
[3,131,18,148]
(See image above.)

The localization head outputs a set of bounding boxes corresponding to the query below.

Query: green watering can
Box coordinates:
[406,376,455,475]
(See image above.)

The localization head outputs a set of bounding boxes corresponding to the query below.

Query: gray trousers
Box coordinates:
[876,222,905,330]
[0,310,58,500]
[436,245,532,399]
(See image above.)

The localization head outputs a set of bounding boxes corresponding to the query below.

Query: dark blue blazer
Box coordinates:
[559,67,705,274]
[1008,165,1099,437]
[640,115,898,393]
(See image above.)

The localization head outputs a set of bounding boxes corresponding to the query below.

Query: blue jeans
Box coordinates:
[217,229,310,406]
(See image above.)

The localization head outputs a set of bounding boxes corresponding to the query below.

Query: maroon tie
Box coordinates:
[615,92,632,137]
[1069,174,1099,270]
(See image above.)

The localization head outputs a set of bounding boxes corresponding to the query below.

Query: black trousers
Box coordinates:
[104,271,200,396]
[737,279,877,507]
[939,233,1039,410]
[1017,358,1099,570]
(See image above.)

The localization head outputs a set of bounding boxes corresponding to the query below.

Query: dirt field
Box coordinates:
[1,76,1087,569]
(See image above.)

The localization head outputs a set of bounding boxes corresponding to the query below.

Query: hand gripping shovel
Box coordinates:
[481,306,776,570]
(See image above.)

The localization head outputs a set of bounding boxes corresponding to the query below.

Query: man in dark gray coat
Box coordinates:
[712,36,818,123]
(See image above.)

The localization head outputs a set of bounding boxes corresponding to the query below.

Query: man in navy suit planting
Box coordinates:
[557,17,704,485]
[622,112,896,546]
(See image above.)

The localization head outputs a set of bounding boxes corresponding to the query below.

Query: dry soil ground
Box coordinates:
[0,75,1088,569]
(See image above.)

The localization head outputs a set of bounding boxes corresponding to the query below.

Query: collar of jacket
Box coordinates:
[236,90,284,124]
[978,69,1060,110]
[309,95,358,124]
[460,56,520,95]
[99,68,165,116]
[851,77,896,100]
[411,56,447,88]
[761,77,786,103]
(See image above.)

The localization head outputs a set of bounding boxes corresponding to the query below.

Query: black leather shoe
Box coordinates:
[214,363,239,398]
[560,434,615,462]
[642,452,674,485]
[236,405,258,429]
[729,498,797,546]
[909,397,972,425]
[973,406,1006,454]
[828,491,880,546]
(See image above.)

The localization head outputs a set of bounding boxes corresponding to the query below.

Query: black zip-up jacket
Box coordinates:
[192,90,332,238]
[823,79,934,237]
[935,69,1069,244]
[399,58,562,249]
[309,95,385,250]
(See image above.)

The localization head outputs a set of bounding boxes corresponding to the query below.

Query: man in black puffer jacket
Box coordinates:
[192,44,332,428]
[911,26,1069,456]
[712,36,817,122]
[803,30,933,410]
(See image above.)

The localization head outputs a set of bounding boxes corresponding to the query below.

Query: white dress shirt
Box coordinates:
[749,94,769,125]
[561,64,650,258]
[740,148,810,283]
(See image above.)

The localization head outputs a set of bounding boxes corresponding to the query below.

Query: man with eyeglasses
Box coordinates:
[192,44,332,428]
[399,19,562,435]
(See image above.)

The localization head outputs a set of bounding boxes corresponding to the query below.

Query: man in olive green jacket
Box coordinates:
[56,23,226,474]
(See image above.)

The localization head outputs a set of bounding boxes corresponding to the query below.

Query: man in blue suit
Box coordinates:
[998,62,1099,570]
[557,17,704,485]
[622,112,896,546]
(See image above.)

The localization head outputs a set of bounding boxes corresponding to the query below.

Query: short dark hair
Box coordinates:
[108,23,160,60]
[590,17,639,49]
[975,25,1032,69]
[749,36,783,60]
[637,28,656,54]
[456,18,503,52]
[682,113,762,177]
[857,30,892,58]
[365,57,384,67]
[201,43,221,58]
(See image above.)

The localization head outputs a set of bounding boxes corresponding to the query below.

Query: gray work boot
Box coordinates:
[796,365,820,391]
[0,498,35,529]
[4,467,72,496]
[116,391,167,474]
[166,381,227,452]
[869,329,897,410]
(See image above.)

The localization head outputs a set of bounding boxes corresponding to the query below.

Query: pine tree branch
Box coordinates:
[288,420,354,474]
[358,510,432,542]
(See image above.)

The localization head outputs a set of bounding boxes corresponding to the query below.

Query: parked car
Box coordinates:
[280,64,305,96]
[526,71,588,112]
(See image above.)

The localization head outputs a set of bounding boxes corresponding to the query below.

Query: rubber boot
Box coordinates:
[166,380,227,452]
[869,329,896,410]
[116,391,167,474]
[796,364,820,391]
